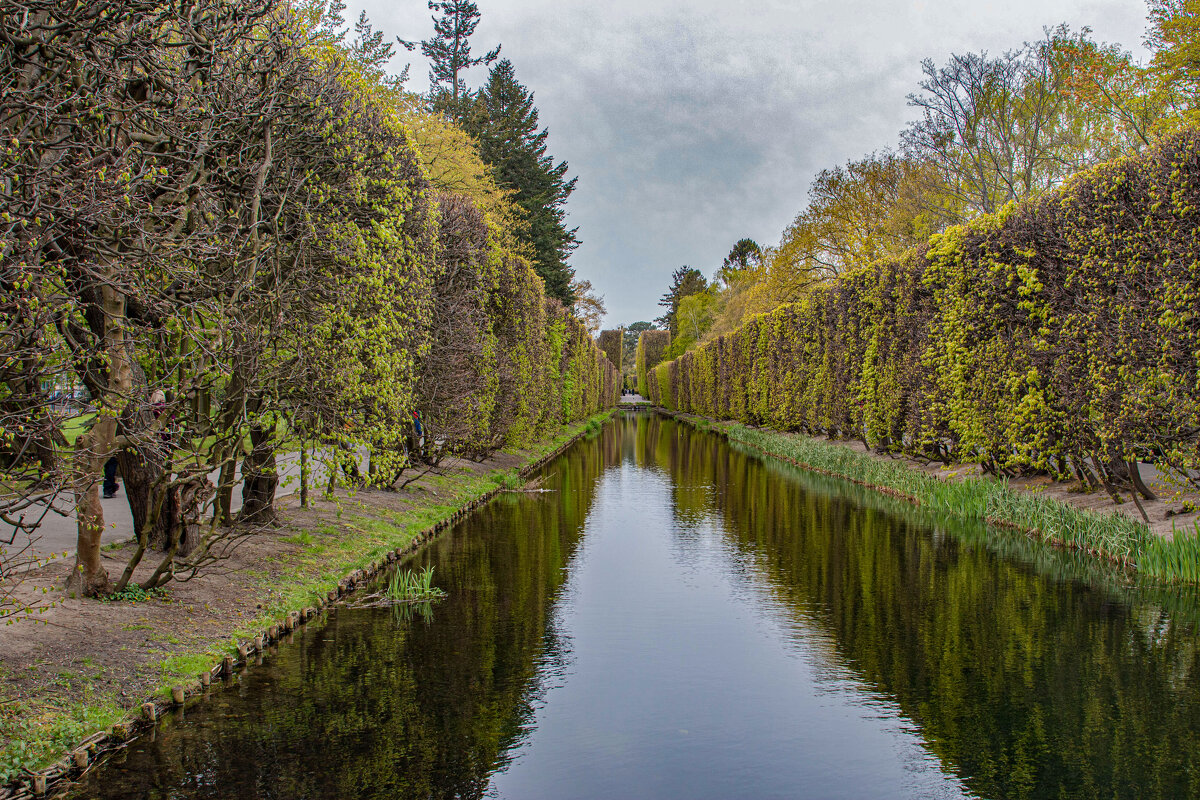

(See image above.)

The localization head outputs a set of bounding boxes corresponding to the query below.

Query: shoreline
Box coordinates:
[656,409,1200,581]
[0,411,613,798]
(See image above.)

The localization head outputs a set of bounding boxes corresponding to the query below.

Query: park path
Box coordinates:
[2,452,309,565]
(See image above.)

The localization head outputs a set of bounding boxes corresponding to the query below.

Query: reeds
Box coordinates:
[1138,521,1200,584]
[722,425,1200,580]
[386,566,446,602]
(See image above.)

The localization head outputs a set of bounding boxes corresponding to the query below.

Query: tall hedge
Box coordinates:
[648,131,1200,493]
[636,329,671,397]
[598,329,623,372]
[417,193,618,456]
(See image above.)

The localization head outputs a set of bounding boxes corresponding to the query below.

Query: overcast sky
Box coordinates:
[348,0,1151,327]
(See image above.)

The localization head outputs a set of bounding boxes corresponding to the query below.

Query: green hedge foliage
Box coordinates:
[648,131,1200,496]
[424,195,620,454]
[635,330,671,397]
[597,329,623,372]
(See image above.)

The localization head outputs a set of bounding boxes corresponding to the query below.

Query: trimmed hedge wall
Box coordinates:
[598,329,623,372]
[635,329,671,397]
[421,193,619,453]
[649,131,1200,494]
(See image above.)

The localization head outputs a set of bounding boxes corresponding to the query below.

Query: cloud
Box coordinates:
[349,0,1149,326]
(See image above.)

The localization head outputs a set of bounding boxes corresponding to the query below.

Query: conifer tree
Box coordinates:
[418,0,500,120]
[656,267,707,337]
[467,59,579,304]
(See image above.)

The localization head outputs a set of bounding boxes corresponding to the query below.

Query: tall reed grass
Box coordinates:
[724,424,1200,584]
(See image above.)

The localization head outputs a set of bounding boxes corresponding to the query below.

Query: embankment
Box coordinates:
[660,410,1200,581]
[0,411,613,797]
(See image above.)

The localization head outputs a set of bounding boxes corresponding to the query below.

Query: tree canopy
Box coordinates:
[417,0,501,120]
[465,59,580,305]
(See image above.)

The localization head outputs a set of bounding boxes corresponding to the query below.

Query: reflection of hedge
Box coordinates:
[421,194,618,452]
[635,330,671,397]
[597,329,623,372]
[649,131,1200,491]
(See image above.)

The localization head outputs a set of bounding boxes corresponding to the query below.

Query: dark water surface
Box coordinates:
[68,415,1200,799]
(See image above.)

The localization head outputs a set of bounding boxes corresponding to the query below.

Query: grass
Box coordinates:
[0,409,615,784]
[0,696,124,785]
[60,413,96,447]
[719,422,1200,585]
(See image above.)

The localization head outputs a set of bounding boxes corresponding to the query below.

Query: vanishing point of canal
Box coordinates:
[68,414,1200,799]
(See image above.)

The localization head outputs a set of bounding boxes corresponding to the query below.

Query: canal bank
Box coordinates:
[37,414,1200,800]
[655,409,1200,582]
[0,411,613,796]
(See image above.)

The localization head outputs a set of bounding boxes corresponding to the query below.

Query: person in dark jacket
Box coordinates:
[102,456,119,498]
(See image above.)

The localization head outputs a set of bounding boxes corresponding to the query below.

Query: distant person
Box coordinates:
[102,456,119,498]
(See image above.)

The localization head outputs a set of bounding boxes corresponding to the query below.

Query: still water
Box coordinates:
[68,415,1200,799]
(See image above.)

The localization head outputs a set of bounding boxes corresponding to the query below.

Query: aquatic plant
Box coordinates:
[494,469,524,490]
[1139,521,1200,584]
[386,566,446,603]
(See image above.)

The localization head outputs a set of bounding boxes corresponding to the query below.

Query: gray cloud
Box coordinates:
[350,0,1149,326]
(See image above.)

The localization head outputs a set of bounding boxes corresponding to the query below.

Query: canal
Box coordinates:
[68,414,1200,799]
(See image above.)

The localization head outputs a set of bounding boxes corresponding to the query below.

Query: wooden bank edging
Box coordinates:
[6,411,613,800]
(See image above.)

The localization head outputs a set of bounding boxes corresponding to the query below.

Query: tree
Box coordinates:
[901,28,1150,224]
[656,267,707,337]
[466,59,579,305]
[571,279,606,335]
[417,0,500,120]
[1052,28,1164,149]
[1146,0,1200,127]
[716,239,763,286]
[669,290,718,356]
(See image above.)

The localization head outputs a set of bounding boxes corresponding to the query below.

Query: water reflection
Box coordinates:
[67,415,1200,800]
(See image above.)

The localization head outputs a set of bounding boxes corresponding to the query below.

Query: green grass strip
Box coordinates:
[719,422,1200,584]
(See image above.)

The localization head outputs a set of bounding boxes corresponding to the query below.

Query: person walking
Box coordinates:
[102,456,119,498]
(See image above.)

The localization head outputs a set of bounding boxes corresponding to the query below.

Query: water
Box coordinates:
[67,415,1200,799]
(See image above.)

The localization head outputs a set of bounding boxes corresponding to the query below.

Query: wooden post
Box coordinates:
[222,656,234,676]
[73,750,89,769]
[199,671,211,687]
[142,703,156,722]
[33,774,47,794]
[171,686,185,704]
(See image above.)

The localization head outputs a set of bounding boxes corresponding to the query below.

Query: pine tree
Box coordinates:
[656,267,707,337]
[419,0,500,120]
[467,59,579,304]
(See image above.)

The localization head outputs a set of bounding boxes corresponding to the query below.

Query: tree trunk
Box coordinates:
[209,367,247,526]
[1128,460,1157,501]
[237,423,277,526]
[178,478,205,557]
[299,442,309,508]
[118,432,171,549]
[67,425,113,597]
[67,282,132,597]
